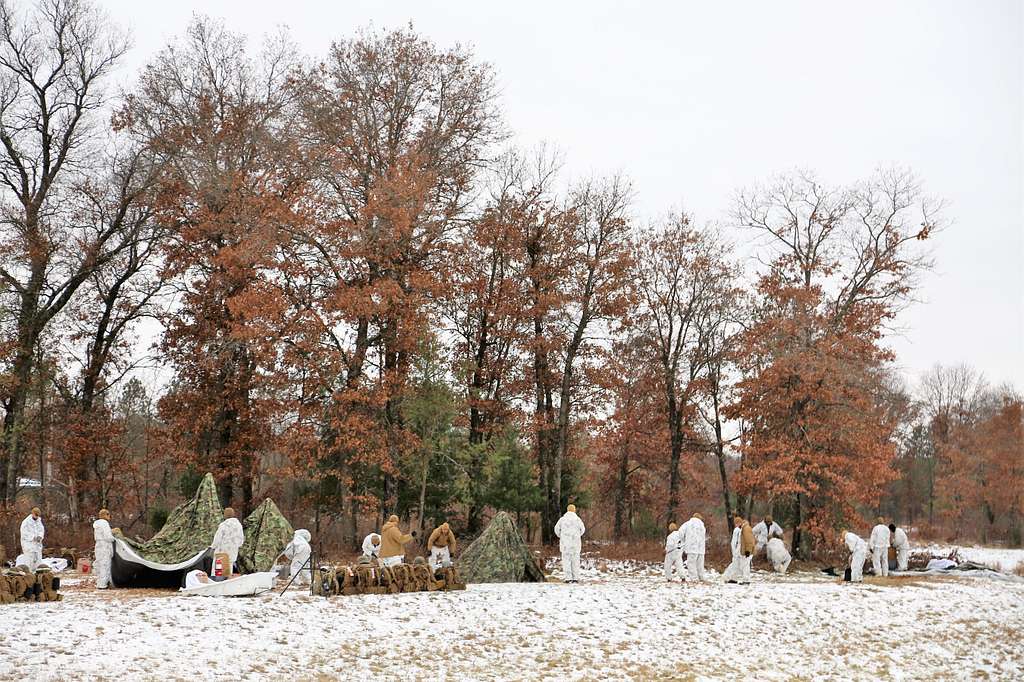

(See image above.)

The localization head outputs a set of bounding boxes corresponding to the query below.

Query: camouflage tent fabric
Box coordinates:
[237,498,294,574]
[120,473,223,563]
[457,512,546,584]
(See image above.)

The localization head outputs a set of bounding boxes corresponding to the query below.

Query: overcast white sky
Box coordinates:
[98,0,1023,389]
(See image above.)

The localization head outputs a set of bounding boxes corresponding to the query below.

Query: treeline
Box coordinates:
[1,1,1019,554]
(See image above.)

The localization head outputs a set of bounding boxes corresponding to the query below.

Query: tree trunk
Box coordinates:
[466,310,490,535]
[927,457,935,527]
[240,458,254,517]
[418,455,429,536]
[2,327,38,503]
[712,392,733,533]
[792,493,804,560]
[348,496,359,551]
[666,403,684,523]
[613,444,630,541]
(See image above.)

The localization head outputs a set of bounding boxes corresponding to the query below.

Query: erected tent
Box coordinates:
[457,512,546,584]
[111,473,222,588]
[237,498,294,574]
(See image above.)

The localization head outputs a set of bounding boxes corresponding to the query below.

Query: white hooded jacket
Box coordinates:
[681,517,706,554]
[93,518,114,548]
[891,527,909,549]
[730,526,742,558]
[361,533,381,557]
[752,520,783,547]
[869,524,891,550]
[845,531,866,554]
[664,528,683,554]
[285,529,312,582]
[285,529,312,561]
[553,512,586,552]
[766,537,791,568]
[20,514,45,554]
[212,517,245,563]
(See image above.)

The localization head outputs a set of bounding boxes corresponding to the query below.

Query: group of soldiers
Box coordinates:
[19,503,912,590]
[18,507,119,588]
[661,513,788,586]
[359,515,459,572]
[840,517,911,582]
[658,512,913,586]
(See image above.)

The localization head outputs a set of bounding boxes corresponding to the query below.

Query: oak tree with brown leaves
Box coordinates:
[728,169,941,555]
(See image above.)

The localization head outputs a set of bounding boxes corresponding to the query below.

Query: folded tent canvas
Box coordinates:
[457,511,546,584]
[111,473,222,588]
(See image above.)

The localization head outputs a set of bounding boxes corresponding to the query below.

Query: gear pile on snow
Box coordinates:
[313,560,466,596]
[457,511,546,584]
[0,567,61,604]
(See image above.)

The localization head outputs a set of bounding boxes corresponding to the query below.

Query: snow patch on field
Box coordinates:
[1,567,1022,681]
[920,544,1024,572]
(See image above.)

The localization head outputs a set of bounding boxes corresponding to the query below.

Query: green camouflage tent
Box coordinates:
[120,472,223,562]
[111,473,223,587]
[457,512,546,584]
[237,498,294,574]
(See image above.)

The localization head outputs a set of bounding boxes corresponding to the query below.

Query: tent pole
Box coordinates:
[278,552,311,596]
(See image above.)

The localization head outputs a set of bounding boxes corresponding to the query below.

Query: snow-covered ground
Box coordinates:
[2,559,1022,681]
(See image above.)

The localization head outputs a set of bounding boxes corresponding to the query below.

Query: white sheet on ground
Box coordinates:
[179,572,277,596]
[37,557,68,572]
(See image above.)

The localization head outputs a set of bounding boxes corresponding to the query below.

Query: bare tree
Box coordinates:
[528,175,634,541]
[731,168,941,554]
[918,363,987,524]
[632,213,740,523]
[0,0,130,502]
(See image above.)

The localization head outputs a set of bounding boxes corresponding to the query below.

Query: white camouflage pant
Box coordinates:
[871,548,889,577]
[94,541,113,588]
[850,549,866,582]
[21,546,42,571]
[663,549,684,580]
[686,553,706,582]
[740,555,752,582]
[381,555,403,568]
[896,547,909,572]
[561,547,581,581]
[290,549,312,584]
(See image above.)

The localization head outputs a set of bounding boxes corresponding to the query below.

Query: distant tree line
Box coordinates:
[1,0,1018,553]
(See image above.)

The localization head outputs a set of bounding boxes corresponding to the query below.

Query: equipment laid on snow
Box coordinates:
[312,557,466,597]
[0,567,62,604]
[44,547,79,567]
[457,511,546,584]
[179,571,277,597]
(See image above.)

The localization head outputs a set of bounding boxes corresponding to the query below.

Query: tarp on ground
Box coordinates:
[112,473,223,587]
[237,498,294,574]
[457,512,546,584]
